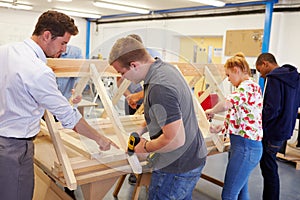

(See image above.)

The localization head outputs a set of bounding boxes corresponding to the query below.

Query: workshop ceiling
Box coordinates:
[2,0,300,21]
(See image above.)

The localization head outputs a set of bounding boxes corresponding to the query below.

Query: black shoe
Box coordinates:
[128,173,137,185]
[276,157,289,163]
[64,187,76,199]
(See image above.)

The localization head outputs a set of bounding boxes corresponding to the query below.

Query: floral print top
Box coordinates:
[222,79,263,141]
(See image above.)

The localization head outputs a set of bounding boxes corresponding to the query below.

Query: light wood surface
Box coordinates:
[34,59,228,199]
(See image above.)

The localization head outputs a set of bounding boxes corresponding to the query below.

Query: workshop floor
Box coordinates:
[72,151,300,200]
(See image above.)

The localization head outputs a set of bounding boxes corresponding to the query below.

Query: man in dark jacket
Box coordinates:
[256,53,300,200]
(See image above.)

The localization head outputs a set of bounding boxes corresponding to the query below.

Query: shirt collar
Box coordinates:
[144,58,163,84]
[24,38,47,63]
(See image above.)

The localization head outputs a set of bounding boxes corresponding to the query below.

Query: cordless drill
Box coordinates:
[127,132,140,156]
[127,132,159,168]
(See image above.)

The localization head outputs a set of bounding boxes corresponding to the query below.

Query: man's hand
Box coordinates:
[70,89,82,104]
[126,91,143,109]
[134,137,149,154]
[73,118,119,151]
[96,134,119,151]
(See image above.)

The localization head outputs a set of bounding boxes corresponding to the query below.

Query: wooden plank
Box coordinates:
[133,173,152,200]
[90,64,142,173]
[171,62,204,76]
[51,114,145,132]
[112,78,131,105]
[204,66,225,99]
[47,58,118,77]
[90,64,128,150]
[47,59,213,77]
[277,145,300,170]
[202,66,227,152]
[33,165,73,200]
[188,75,202,88]
[44,110,77,190]
[135,104,144,115]
[173,63,210,137]
[113,175,126,198]
[201,173,224,187]
[60,132,92,159]
[192,95,210,138]
[73,76,90,96]
[101,78,131,118]
[54,157,129,177]
[198,87,213,104]
[81,177,118,200]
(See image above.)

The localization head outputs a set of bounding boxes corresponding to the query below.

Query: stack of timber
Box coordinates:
[277,145,300,170]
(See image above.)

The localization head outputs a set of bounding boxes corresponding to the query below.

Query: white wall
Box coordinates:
[0,8,87,56]
[91,14,267,64]
[90,12,300,70]
[0,7,300,69]
[270,12,300,67]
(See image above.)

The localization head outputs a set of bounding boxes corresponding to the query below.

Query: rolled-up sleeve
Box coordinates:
[26,66,82,129]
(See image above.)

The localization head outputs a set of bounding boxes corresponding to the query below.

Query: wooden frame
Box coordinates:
[34,59,229,199]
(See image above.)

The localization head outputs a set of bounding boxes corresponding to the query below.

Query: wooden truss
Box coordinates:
[34,59,228,199]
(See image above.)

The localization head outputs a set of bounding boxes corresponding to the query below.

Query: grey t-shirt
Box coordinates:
[143,58,207,173]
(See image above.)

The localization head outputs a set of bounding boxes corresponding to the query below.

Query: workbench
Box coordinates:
[33,119,229,200]
[32,59,228,199]
[34,115,147,200]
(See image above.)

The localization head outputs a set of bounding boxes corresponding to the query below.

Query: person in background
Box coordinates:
[205,53,263,200]
[56,45,83,101]
[109,36,207,200]
[255,53,300,200]
[0,10,118,200]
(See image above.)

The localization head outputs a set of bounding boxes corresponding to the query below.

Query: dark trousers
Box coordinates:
[0,136,34,200]
[128,104,141,115]
[260,139,284,200]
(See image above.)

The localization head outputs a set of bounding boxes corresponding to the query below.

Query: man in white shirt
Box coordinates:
[0,10,117,200]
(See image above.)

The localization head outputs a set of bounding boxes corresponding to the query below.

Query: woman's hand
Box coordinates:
[205,109,215,120]
[209,124,223,134]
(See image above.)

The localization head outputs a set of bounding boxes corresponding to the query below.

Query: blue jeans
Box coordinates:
[222,134,262,200]
[148,164,205,200]
[260,139,284,200]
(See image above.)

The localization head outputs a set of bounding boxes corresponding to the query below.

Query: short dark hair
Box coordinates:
[256,53,277,66]
[32,10,78,39]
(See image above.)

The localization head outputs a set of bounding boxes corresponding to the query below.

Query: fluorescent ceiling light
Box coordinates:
[0,1,33,10]
[53,8,101,19]
[48,0,72,2]
[93,1,150,14]
[189,0,225,7]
